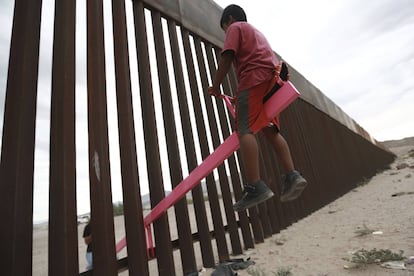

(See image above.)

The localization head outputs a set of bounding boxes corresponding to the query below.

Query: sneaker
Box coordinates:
[280,170,307,202]
[233,180,274,211]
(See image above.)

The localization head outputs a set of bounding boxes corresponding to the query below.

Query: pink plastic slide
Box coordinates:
[116,80,300,255]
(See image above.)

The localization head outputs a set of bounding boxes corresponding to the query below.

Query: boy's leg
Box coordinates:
[262,126,307,202]
[261,126,294,172]
[233,82,282,211]
[233,132,274,211]
[239,133,260,183]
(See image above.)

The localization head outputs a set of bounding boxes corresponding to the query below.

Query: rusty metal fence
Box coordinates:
[0,0,395,275]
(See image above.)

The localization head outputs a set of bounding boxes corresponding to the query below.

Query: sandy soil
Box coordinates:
[32,145,414,275]
[204,145,414,276]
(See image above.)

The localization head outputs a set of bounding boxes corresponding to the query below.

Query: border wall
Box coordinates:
[0,0,395,275]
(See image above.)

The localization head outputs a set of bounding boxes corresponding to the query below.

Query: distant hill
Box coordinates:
[381,136,414,148]
[141,191,171,209]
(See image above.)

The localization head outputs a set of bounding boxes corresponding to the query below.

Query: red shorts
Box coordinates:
[235,76,280,135]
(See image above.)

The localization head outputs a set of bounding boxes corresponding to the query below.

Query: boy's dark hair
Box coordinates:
[220,4,247,29]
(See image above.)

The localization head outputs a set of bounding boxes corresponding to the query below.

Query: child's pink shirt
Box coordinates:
[222,22,279,91]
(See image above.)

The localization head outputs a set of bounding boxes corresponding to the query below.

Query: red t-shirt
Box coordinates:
[222,22,279,91]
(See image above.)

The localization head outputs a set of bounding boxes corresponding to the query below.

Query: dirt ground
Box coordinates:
[33,144,414,275]
[203,145,414,276]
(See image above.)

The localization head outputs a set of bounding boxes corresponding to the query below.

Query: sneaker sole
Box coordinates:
[288,181,308,200]
[233,190,274,212]
[280,179,307,202]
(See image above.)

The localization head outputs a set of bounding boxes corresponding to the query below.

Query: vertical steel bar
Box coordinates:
[224,64,266,242]
[288,103,313,218]
[132,2,175,274]
[151,10,197,275]
[255,141,279,235]
[111,0,149,275]
[86,0,117,274]
[262,131,291,229]
[298,103,328,212]
[256,194,273,238]
[0,0,42,274]
[257,139,282,233]
[48,0,78,274]
[212,47,255,249]
[192,37,230,261]
[291,100,319,216]
[204,43,243,255]
[279,104,306,223]
[239,159,264,243]
[181,28,228,263]
[169,23,215,268]
[227,67,238,96]
[317,112,340,203]
[216,49,264,246]
[249,140,272,239]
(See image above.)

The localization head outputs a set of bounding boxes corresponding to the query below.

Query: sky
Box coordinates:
[215,0,414,141]
[1,0,413,222]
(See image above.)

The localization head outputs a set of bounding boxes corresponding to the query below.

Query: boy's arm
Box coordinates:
[208,50,235,96]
